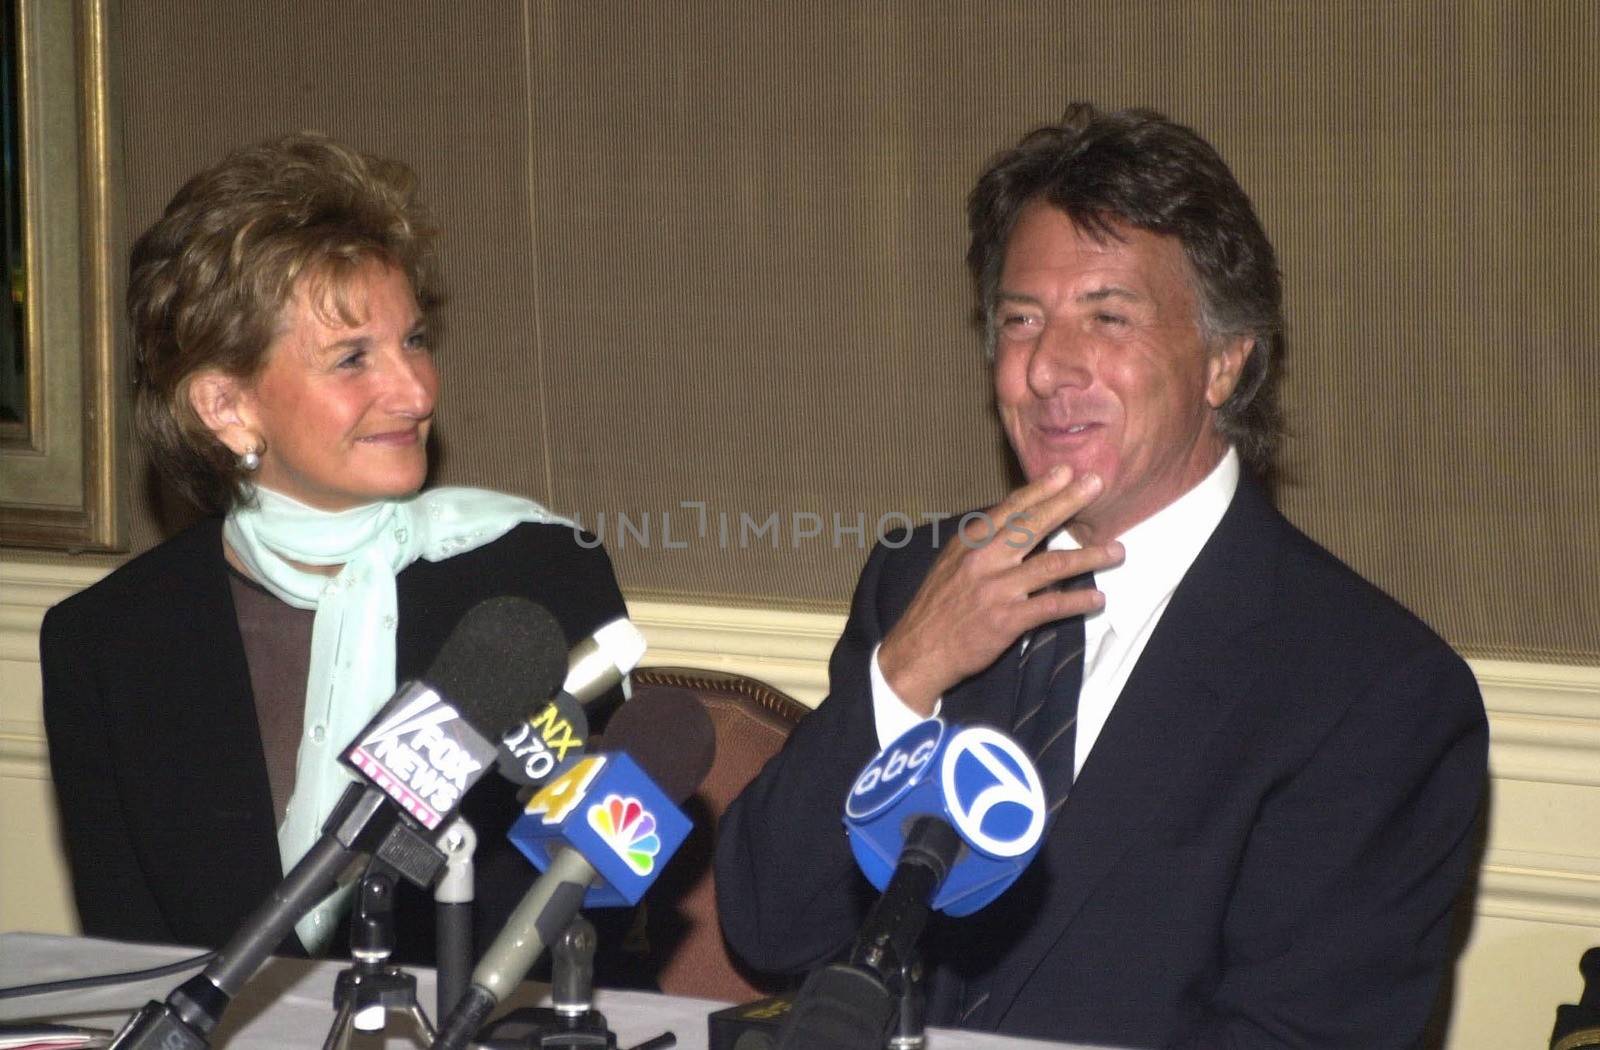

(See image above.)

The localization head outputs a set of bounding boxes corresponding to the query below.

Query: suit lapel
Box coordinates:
[979,478,1285,1028]
[126,521,284,940]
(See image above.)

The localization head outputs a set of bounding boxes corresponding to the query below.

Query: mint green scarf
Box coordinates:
[224,485,570,952]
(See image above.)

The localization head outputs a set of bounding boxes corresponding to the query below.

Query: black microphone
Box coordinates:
[773,820,958,1050]
[342,598,566,835]
[496,616,647,788]
[109,597,568,1049]
[430,688,717,1050]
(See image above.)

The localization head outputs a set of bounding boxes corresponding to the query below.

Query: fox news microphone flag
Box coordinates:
[107,597,568,1050]
[430,688,716,1050]
[344,595,569,829]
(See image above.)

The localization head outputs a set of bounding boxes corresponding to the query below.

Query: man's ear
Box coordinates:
[1205,335,1255,409]
[187,369,257,455]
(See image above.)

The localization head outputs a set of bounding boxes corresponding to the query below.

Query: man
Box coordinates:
[715,103,1487,1048]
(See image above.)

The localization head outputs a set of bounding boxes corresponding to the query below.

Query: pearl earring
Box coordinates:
[239,445,262,472]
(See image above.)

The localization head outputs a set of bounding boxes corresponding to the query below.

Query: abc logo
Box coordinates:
[852,737,936,796]
[940,726,1045,858]
[846,719,943,819]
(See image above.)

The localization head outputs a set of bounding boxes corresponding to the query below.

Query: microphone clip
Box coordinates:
[321,863,438,1050]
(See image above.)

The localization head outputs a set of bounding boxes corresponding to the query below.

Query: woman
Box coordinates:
[40,133,627,962]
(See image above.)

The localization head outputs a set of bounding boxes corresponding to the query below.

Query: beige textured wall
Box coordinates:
[96,0,1599,661]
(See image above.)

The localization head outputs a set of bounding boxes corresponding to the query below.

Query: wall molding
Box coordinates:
[6,557,1600,929]
[10,559,1598,712]
[629,598,842,705]
[0,734,48,781]
[1473,657,1600,788]
[1479,849,1600,928]
[0,559,106,663]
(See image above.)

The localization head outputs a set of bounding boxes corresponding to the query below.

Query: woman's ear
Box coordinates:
[187,370,257,455]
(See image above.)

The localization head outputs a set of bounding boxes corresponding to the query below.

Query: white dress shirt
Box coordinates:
[871,449,1241,777]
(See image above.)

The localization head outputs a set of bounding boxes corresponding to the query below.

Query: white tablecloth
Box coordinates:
[0,933,1108,1050]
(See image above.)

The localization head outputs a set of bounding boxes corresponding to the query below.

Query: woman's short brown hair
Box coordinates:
[129,132,441,514]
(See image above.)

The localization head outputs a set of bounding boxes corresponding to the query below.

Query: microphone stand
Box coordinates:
[550,915,602,1029]
[321,862,437,1050]
[109,782,429,1050]
[434,819,478,1021]
[775,818,958,1050]
[479,916,619,1049]
[887,955,926,1050]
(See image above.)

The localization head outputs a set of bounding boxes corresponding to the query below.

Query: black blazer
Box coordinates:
[716,476,1487,1048]
[41,516,628,963]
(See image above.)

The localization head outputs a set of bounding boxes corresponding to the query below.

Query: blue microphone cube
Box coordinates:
[508,752,691,907]
[844,718,1048,917]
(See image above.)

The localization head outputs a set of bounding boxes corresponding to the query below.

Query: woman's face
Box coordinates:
[229,261,439,511]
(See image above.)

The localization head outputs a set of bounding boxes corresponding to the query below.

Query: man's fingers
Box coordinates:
[980,466,1080,532]
[889,472,1116,705]
[965,469,1103,553]
[1002,471,1104,549]
[999,579,1107,639]
[1012,542,1125,594]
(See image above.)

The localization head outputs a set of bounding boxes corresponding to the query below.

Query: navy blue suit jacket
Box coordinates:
[717,476,1486,1048]
[42,516,626,963]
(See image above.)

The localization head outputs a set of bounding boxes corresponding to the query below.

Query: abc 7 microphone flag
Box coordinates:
[508,753,693,907]
[846,719,1048,916]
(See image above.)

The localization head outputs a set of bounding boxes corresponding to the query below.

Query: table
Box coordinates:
[0,934,1111,1050]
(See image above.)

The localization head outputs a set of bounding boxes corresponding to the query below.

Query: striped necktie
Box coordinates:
[954,576,1096,1028]
[1012,574,1093,812]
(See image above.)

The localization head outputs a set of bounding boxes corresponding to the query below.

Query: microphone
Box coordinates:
[496,616,648,788]
[341,598,566,832]
[430,688,717,1050]
[846,719,1047,917]
[775,718,1048,1050]
[110,597,569,1049]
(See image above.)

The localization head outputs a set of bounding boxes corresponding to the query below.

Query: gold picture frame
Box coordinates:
[0,0,121,551]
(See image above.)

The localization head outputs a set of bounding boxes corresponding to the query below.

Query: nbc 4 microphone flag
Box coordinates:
[507,752,692,907]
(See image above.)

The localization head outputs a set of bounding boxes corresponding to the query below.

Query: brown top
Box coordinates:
[228,568,314,827]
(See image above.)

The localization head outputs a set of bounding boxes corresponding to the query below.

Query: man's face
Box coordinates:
[992,202,1251,541]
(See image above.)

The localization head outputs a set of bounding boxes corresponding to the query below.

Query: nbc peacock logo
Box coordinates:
[587,794,662,875]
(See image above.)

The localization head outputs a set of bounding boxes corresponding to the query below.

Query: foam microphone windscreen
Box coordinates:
[425,596,569,736]
[597,686,717,804]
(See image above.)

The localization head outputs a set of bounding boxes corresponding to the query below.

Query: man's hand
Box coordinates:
[878,468,1124,715]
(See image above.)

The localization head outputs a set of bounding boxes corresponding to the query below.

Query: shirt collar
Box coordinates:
[1048,447,1240,637]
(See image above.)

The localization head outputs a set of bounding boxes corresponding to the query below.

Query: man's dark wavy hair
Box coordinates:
[967,102,1285,474]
